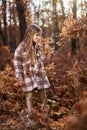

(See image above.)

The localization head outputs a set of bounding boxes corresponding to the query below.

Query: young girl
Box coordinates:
[14,24,50,115]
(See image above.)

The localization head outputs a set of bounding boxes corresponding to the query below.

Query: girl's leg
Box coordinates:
[26,92,36,125]
[26,91,32,114]
[38,89,46,103]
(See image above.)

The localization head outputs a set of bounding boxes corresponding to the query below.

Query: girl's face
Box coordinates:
[33,32,41,44]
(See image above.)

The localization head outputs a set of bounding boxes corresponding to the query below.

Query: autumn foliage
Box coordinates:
[0,42,87,129]
[65,95,87,130]
[0,16,87,129]
[0,46,12,70]
[60,15,87,40]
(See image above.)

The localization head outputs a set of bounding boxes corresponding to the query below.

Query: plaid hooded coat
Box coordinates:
[14,42,50,92]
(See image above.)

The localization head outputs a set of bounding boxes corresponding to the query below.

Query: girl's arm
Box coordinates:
[14,49,24,82]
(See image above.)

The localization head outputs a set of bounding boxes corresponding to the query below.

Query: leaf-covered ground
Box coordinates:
[0,45,87,130]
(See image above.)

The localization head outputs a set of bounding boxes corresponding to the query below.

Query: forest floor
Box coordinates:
[0,45,87,130]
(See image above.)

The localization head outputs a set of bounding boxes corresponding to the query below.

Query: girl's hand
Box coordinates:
[18,80,24,87]
[37,41,42,47]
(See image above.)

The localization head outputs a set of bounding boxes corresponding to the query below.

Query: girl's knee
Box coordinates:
[26,92,32,100]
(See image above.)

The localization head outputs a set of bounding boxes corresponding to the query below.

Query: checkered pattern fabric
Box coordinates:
[14,42,50,92]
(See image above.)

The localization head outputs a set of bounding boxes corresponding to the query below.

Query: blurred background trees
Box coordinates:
[0,0,87,53]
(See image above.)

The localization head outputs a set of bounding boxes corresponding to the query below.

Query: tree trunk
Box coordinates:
[72,0,77,18]
[71,0,77,55]
[16,0,27,42]
[71,38,77,55]
[59,0,65,20]
[8,2,12,42]
[52,0,59,34]
[0,20,5,45]
[38,0,40,25]
[52,0,59,46]
[2,0,7,45]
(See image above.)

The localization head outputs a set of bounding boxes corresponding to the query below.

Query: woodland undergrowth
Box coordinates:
[0,45,87,130]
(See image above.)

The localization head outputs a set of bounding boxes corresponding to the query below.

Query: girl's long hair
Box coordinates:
[22,24,42,66]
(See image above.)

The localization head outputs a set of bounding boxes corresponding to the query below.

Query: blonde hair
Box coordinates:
[23,24,42,66]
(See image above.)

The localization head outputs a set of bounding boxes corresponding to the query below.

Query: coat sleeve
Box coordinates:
[14,49,23,81]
